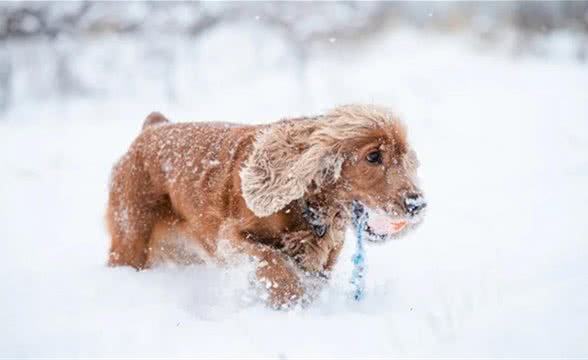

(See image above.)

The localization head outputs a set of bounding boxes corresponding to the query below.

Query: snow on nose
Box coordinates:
[403,193,426,216]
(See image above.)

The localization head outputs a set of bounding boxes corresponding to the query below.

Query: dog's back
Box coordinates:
[107,113,260,268]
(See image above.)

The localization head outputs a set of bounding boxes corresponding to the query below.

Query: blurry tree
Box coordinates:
[0,1,587,113]
[2,2,587,41]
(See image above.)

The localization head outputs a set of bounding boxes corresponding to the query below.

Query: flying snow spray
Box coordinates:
[351,201,367,301]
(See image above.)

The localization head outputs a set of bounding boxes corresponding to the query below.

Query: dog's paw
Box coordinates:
[255,259,304,310]
[279,230,328,274]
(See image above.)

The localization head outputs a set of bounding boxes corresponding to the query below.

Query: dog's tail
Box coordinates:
[142,111,170,130]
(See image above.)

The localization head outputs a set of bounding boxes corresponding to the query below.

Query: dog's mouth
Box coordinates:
[351,201,422,243]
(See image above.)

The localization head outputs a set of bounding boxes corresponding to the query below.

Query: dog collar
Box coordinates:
[301,201,329,238]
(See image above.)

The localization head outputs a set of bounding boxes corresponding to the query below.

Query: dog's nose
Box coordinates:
[404,193,427,216]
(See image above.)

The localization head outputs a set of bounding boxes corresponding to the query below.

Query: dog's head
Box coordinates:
[241,104,425,239]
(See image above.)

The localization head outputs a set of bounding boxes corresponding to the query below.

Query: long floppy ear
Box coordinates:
[240,118,342,217]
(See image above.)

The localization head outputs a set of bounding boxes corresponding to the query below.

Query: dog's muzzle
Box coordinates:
[352,200,423,243]
[352,201,388,243]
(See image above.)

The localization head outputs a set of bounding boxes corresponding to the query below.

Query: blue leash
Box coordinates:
[351,201,367,301]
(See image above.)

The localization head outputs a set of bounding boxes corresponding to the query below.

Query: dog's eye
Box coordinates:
[366,150,382,164]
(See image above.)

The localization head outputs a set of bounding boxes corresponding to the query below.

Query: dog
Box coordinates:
[106,104,426,308]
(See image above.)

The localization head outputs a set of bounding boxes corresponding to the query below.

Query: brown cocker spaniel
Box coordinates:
[106,104,426,308]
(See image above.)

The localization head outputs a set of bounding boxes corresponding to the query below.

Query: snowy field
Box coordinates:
[1,27,587,357]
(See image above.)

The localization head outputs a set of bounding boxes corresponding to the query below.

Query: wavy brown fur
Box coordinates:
[106,104,422,308]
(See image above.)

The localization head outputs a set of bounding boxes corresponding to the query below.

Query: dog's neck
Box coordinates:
[299,187,349,238]
[301,200,329,238]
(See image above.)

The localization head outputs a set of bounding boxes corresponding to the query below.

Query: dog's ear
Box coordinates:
[240,119,342,217]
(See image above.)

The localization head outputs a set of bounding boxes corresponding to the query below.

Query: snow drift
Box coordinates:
[0,25,587,357]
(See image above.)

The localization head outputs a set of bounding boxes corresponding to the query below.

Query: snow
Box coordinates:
[1,27,587,357]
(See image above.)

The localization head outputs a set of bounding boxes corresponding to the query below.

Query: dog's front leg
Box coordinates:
[229,241,302,307]
[244,242,303,309]
[218,221,303,309]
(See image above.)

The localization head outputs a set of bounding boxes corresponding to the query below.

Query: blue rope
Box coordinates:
[351,202,367,301]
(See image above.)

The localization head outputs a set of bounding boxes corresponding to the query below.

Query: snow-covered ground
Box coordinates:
[1,27,587,357]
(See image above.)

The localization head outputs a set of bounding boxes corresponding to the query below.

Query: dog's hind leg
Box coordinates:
[106,155,160,270]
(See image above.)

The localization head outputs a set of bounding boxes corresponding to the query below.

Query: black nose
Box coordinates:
[404,193,426,215]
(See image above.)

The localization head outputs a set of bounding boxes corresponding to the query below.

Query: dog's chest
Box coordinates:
[278,228,344,274]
